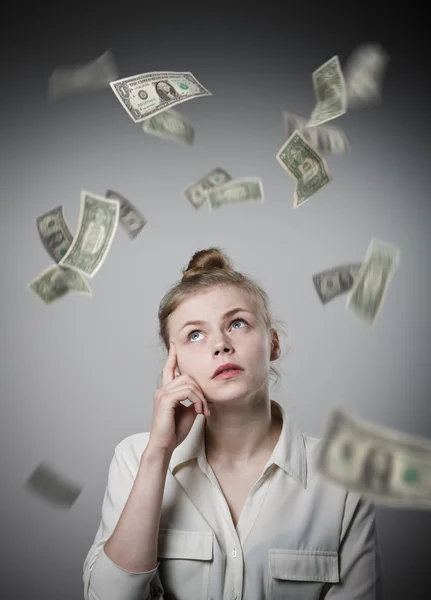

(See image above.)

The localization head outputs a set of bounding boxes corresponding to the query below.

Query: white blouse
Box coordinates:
[83,399,382,600]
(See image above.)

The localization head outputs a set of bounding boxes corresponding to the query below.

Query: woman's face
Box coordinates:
[168,285,278,406]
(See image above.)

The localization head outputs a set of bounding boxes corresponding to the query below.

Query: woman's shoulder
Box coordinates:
[300,430,365,512]
[114,431,151,461]
[300,430,324,461]
[301,432,348,492]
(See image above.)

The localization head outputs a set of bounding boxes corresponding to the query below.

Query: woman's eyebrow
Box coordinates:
[179,308,252,332]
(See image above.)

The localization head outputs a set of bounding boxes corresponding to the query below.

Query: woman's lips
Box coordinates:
[213,369,243,380]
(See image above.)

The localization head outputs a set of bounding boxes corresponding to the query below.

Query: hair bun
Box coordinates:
[181,247,233,280]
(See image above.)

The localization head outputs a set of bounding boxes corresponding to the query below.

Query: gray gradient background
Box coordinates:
[1,3,430,600]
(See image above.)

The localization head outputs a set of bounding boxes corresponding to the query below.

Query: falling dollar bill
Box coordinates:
[282,110,350,155]
[344,43,390,108]
[32,205,93,303]
[47,50,119,102]
[183,167,232,210]
[59,190,120,278]
[36,205,73,263]
[205,177,264,212]
[109,71,211,123]
[308,56,347,127]
[317,408,431,509]
[25,462,82,508]
[142,108,195,146]
[346,238,400,324]
[105,189,147,240]
[276,130,332,208]
[313,263,362,304]
[28,264,91,304]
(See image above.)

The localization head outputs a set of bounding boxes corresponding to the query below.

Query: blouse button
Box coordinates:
[231,549,238,558]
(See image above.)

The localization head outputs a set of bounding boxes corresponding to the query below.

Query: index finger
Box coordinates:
[162,341,177,386]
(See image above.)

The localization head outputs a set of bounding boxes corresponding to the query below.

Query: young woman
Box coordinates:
[83,247,382,600]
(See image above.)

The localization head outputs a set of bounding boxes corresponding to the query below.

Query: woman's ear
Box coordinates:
[270,329,281,360]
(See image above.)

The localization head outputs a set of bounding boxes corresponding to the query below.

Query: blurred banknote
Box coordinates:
[205,177,264,212]
[184,167,232,210]
[313,263,362,304]
[28,264,91,304]
[346,238,400,324]
[36,205,73,263]
[344,43,390,108]
[105,189,147,240]
[283,110,350,155]
[308,56,347,127]
[59,190,120,278]
[276,130,332,208]
[317,408,431,509]
[47,50,119,102]
[110,71,211,123]
[25,462,82,508]
[142,108,195,146]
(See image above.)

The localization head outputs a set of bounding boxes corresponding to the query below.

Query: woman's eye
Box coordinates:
[231,319,246,329]
[187,319,247,341]
[188,331,201,341]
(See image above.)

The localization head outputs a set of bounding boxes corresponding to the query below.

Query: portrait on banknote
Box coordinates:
[155,81,179,102]
[339,269,355,291]
[361,448,393,492]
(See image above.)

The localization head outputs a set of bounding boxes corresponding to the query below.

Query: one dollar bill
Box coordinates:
[317,408,431,509]
[110,71,211,123]
[25,462,82,508]
[36,205,73,263]
[276,130,332,208]
[32,204,93,304]
[308,56,347,127]
[283,110,350,155]
[47,50,119,102]
[28,265,91,305]
[205,177,264,212]
[344,43,390,108]
[313,263,362,304]
[183,167,232,210]
[105,189,147,240]
[346,238,400,324]
[59,190,120,278]
[142,108,195,146]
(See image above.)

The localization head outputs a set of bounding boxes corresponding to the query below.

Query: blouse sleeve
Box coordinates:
[82,443,165,600]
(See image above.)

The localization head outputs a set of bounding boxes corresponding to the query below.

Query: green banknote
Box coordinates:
[205,177,264,212]
[317,408,431,508]
[282,110,350,155]
[105,189,147,240]
[346,238,400,324]
[59,190,120,278]
[308,56,347,127]
[276,130,331,208]
[344,43,390,108]
[28,265,91,305]
[110,71,211,123]
[142,108,195,146]
[25,462,82,508]
[48,50,119,102]
[313,263,362,304]
[184,167,232,210]
[36,205,73,263]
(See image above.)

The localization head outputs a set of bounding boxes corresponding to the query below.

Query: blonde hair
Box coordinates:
[157,247,290,392]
